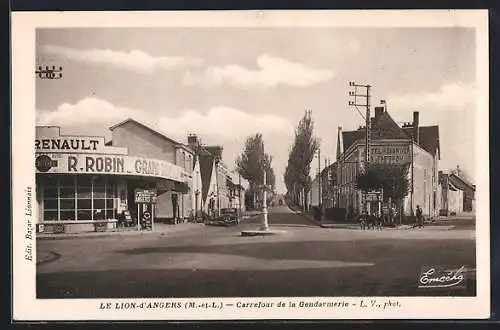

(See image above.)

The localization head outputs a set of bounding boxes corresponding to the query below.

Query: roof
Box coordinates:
[109,118,194,153]
[320,162,337,177]
[198,154,214,203]
[449,173,475,192]
[402,126,440,158]
[341,111,440,157]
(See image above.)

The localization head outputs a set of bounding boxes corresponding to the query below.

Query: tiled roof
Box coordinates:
[371,111,409,140]
[402,126,440,158]
[109,117,195,153]
[198,154,214,203]
[449,173,475,191]
[341,111,440,158]
[320,162,337,177]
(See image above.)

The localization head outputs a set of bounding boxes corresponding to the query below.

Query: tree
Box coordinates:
[236,133,275,209]
[355,163,410,223]
[284,110,320,208]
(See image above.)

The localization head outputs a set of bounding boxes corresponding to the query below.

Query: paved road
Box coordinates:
[37,206,476,298]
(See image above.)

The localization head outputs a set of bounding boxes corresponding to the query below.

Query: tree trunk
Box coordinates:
[398,199,402,225]
[388,197,393,224]
[253,190,256,210]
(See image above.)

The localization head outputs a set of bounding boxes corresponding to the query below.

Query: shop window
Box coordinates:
[78,199,92,209]
[106,186,115,198]
[59,199,75,209]
[60,210,75,221]
[78,176,92,186]
[104,208,114,219]
[44,187,58,198]
[77,187,92,198]
[94,186,106,198]
[43,210,58,221]
[41,176,117,222]
[94,199,106,209]
[44,199,58,210]
[59,176,75,187]
[94,209,106,220]
[60,187,75,199]
[77,210,92,220]
[94,176,106,186]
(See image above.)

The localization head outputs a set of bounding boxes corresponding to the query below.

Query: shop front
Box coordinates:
[35,127,190,234]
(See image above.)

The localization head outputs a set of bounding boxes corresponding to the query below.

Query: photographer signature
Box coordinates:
[418,266,467,288]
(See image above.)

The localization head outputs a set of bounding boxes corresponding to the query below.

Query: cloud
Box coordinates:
[389,82,476,111]
[183,54,334,89]
[36,97,293,140]
[41,45,204,73]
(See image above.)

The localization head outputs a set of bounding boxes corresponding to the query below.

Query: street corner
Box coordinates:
[36,250,61,265]
[241,229,288,237]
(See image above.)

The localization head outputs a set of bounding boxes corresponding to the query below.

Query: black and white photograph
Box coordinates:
[12,10,489,320]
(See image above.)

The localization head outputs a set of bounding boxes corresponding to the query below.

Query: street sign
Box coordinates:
[135,189,158,204]
[366,191,381,202]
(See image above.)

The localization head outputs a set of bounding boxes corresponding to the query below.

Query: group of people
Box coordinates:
[358,204,425,229]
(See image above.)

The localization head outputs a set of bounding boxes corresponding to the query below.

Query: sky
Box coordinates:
[36,27,477,193]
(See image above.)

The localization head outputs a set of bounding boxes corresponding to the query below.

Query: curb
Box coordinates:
[36,251,61,265]
[36,224,206,241]
[295,210,329,228]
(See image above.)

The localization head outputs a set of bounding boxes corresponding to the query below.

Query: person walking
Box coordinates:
[416,205,424,229]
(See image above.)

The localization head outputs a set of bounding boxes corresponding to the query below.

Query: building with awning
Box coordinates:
[35,118,199,233]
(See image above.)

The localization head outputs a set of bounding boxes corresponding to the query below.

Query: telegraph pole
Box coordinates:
[238,172,242,216]
[348,81,372,213]
[317,148,321,207]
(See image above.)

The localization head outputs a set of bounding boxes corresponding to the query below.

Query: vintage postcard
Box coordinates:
[12,10,490,320]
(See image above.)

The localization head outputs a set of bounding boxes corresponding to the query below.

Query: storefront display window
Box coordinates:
[41,175,117,221]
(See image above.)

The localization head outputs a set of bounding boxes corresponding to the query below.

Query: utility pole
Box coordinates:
[238,172,242,216]
[410,132,414,217]
[348,81,372,213]
[317,148,321,207]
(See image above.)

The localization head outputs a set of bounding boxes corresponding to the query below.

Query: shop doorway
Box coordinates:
[126,179,156,220]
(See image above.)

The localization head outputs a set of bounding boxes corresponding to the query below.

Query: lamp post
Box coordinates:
[238,172,242,216]
[315,148,321,208]
[261,167,269,231]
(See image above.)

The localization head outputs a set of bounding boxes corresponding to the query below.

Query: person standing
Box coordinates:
[416,205,424,228]
[172,194,179,224]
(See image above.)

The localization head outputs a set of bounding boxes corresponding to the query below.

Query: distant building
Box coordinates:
[227,171,248,212]
[188,135,237,216]
[309,162,337,209]
[438,170,476,215]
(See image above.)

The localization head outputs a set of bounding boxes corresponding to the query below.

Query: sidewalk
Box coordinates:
[298,210,457,231]
[36,222,206,241]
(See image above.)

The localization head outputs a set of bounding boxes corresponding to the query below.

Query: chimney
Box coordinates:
[188,134,198,145]
[413,111,419,144]
[374,106,384,120]
[337,126,344,156]
[206,146,223,161]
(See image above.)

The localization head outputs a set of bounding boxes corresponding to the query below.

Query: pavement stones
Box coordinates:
[36,222,207,241]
